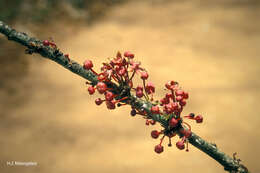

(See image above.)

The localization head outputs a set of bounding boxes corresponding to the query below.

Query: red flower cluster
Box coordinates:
[83,51,204,154]
[83,51,145,110]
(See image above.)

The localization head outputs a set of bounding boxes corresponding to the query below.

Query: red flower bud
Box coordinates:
[95,98,103,105]
[168,132,176,138]
[118,68,126,76]
[160,98,166,105]
[150,120,156,125]
[171,102,178,110]
[195,115,203,123]
[165,80,175,90]
[164,103,174,114]
[154,144,164,154]
[83,60,93,70]
[106,100,116,110]
[124,51,134,59]
[140,71,149,80]
[169,118,178,127]
[176,95,183,102]
[145,82,155,94]
[165,93,173,99]
[43,40,50,46]
[176,141,185,150]
[136,85,143,91]
[151,106,160,114]
[179,99,186,106]
[151,130,160,139]
[183,91,189,99]
[180,129,192,138]
[87,86,95,95]
[96,82,107,94]
[136,90,144,98]
[175,89,184,96]
[105,91,114,101]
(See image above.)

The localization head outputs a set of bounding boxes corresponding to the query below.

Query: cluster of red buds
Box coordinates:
[82,51,203,154]
[42,38,57,48]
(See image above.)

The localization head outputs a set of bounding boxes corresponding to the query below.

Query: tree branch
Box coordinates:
[0,21,99,85]
[0,21,250,173]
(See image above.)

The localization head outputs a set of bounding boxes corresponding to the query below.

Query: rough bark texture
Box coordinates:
[0,21,250,173]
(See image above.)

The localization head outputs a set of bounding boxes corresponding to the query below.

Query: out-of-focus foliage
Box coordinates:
[0,0,127,23]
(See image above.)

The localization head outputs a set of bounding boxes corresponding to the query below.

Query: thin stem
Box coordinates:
[129,70,136,81]
[142,79,149,101]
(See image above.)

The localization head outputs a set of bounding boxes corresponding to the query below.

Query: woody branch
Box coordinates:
[0,21,249,173]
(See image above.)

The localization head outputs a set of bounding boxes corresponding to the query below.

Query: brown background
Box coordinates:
[1,0,260,173]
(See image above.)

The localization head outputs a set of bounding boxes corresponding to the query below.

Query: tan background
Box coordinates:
[1,1,260,173]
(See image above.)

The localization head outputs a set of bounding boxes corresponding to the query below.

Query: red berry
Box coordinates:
[169,118,178,127]
[87,86,95,95]
[151,130,160,139]
[195,115,203,123]
[124,51,134,59]
[151,106,160,114]
[95,98,103,105]
[176,141,185,150]
[106,100,116,110]
[154,144,164,154]
[43,40,49,46]
[175,89,184,96]
[183,91,189,99]
[105,91,114,101]
[96,82,107,94]
[140,71,149,80]
[176,95,183,102]
[145,120,150,125]
[83,60,93,70]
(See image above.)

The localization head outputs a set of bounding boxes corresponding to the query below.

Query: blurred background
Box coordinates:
[0,0,260,173]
